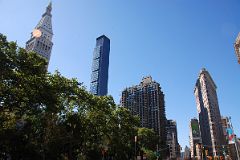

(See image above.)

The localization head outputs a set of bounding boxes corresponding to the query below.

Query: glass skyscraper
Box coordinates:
[90,35,110,96]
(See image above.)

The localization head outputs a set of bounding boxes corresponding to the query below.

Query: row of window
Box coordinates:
[90,81,98,94]
[93,46,101,59]
[26,42,34,51]
[92,59,100,71]
[36,41,51,52]
[91,71,99,82]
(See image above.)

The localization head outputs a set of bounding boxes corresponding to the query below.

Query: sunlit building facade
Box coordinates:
[194,68,225,157]
[26,2,53,68]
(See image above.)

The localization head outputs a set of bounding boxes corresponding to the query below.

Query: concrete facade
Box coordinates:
[121,76,167,157]
[194,68,225,157]
[166,120,181,159]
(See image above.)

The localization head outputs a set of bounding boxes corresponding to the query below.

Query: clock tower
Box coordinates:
[26,2,53,68]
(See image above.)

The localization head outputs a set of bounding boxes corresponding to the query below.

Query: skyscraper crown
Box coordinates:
[45,2,52,16]
[198,68,217,88]
[141,76,153,84]
[25,2,54,68]
[35,2,53,34]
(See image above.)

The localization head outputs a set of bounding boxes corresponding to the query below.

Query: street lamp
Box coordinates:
[135,136,137,160]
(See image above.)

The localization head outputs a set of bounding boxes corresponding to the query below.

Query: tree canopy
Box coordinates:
[0,33,167,160]
[0,33,143,160]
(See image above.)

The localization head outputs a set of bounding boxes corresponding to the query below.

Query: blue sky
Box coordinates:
[1,0,240,148]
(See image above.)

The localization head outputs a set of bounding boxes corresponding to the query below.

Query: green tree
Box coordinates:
[136,128,159,160]
[142,149,157,160]
[137,127,158,150]
[107,107,140,159]
[0,33,140,160]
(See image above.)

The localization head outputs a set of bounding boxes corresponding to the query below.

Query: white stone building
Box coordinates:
[26,2,53,68]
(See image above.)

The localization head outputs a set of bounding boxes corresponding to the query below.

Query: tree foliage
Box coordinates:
[0,34,140,160]
[137,127,158,150]
[136,128,159,160]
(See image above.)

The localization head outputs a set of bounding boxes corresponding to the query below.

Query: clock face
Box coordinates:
[32,29,42,38]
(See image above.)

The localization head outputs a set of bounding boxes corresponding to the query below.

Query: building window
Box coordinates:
[91,71,99,82]
[92,59,99,71]
[90,81,98,94]
[93,46,101,59]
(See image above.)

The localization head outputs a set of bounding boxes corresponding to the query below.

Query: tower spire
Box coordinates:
[25,2,54,68]
[43,1,52,17]
[47,1,52,13]
[48,1,52,7]
[35,2,53,34]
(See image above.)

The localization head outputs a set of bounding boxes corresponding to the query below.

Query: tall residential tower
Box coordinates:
[121,76,167,156]
[194,68,225,157]
[90,35,110,96]
[26,2,53,67]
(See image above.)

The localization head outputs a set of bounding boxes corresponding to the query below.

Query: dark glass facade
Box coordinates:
[90,35,110,96]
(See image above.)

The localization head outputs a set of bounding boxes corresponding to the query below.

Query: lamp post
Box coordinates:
[202,146,204,160]
[156,144,159,160]
[135,136,137,160]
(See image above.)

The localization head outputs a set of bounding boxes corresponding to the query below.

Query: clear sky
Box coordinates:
[1,0,240,149]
